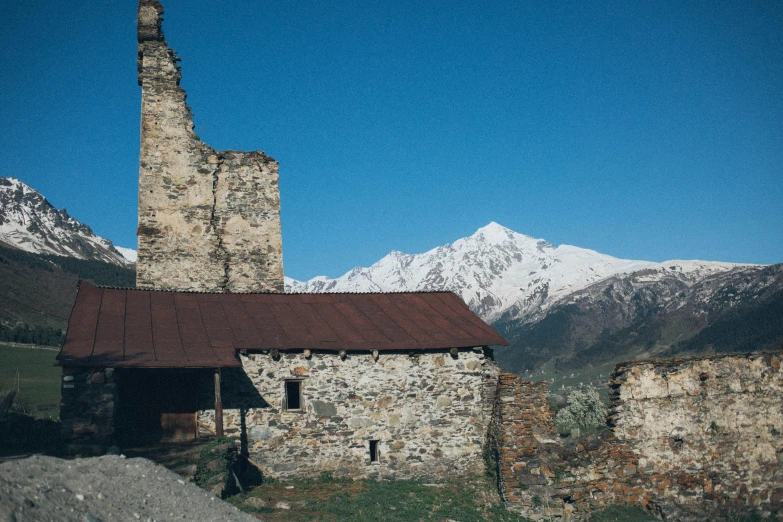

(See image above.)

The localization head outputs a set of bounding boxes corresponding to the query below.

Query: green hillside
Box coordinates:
[0,244,135,345]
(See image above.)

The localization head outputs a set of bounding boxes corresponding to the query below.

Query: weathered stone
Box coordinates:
[136,0,283,293]
[435,396,452,408]
[205,460,224,473]
[244,497,267,509]
[348,417,374,428]
[311,401,337,417]
[248,426,271,440]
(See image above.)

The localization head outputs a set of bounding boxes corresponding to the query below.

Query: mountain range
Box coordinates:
[285,222,748,323]
[1,176,780,372]
[286,222,780,371]
[0,177,134,267]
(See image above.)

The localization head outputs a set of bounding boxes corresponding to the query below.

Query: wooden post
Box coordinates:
[214,368,224,437]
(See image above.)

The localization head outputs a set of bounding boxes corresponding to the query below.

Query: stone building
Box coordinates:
[57,1,510,478]
[58,282,507,479]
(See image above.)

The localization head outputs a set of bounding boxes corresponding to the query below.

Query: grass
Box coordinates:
[0,343,61,419]
[588,505,656,521]
[228,476,527,522]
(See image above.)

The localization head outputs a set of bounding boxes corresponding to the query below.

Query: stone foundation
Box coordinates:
[59,367,117,454]
[492,351,783,521]
[198,349,499,480]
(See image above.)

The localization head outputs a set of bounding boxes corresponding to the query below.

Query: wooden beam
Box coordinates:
[214,368,224,437]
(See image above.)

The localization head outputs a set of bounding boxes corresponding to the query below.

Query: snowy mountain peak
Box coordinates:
[470,221,533,244]
[0,177,132,267]
[285,223,751,322]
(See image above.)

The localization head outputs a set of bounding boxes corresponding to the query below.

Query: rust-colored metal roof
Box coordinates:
[57,282,509,368]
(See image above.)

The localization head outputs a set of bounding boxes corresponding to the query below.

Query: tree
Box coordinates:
[554,389,606,435]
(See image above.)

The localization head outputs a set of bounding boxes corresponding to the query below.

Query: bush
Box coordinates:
[554,389,607,435]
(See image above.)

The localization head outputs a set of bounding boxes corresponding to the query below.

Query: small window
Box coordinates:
[285,380,302,410]
[369,440,380,463]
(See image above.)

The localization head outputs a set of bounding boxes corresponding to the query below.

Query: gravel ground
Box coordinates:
[0,455,259,522]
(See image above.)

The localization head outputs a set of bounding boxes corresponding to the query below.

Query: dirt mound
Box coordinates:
[0,454,257,521]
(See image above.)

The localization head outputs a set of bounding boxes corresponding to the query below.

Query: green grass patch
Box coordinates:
[588,505,655,521]
[0,343,61,419]
[230,476,527,522]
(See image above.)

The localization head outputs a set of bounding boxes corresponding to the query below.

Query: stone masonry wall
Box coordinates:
[197,349,499,480]
[60,367,117,455]
[493,351,783,521]
[136,0,283,293]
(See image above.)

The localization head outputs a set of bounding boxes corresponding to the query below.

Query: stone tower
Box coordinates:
[136,0,283,293]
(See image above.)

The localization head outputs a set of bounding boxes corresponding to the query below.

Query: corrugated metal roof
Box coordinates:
[57,282,509,368]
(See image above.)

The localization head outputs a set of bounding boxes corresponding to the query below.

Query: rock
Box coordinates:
[435,396,452,408]
[376,396,394,409]
[311,401,337,417]
[244,497,267,509]
[248,426,271,440]
[205,460,225,473]
[90,372,106,385]
[275,501,291,510]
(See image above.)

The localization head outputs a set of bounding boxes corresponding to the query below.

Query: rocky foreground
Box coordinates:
[0,455,256,522]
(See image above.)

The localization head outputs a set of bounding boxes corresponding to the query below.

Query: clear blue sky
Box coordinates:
[1,1,781,280]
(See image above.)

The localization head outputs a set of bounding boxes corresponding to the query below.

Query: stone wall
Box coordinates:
[197,349,499,480]
[136,0,283,293]
[60,367,117,455]
[493,351,783,521]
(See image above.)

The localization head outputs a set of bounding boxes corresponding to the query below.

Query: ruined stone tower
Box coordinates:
[136,0,283,292]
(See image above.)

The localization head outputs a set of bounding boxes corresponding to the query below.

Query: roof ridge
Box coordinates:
[90,282,458,296]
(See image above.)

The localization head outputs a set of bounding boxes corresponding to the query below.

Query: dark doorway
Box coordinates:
[117,369,200,446]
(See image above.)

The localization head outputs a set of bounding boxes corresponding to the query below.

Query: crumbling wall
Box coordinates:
[136,0,283,293]
[493,352,783,521]
[197,349,500,480]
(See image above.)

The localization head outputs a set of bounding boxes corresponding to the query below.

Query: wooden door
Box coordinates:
[118,369,199,445]
[161,412,197,442]
[158,371,199,442]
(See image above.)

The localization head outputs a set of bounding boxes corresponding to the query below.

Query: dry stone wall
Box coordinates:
[59,367,118,455]
[197,349,499,480]
[136,0,283,293]
[493,351,783,521]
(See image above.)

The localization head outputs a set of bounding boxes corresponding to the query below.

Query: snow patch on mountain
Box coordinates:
[114,246,138,263]
[0,177,132,267]
[285,222,747,322]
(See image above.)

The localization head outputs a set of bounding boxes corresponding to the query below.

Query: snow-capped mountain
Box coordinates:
[0,177,133,266]
[285,222,747,323]
[493,262,778,373]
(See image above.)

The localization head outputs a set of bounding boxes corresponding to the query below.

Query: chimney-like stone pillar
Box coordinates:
[136,0,283,293]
